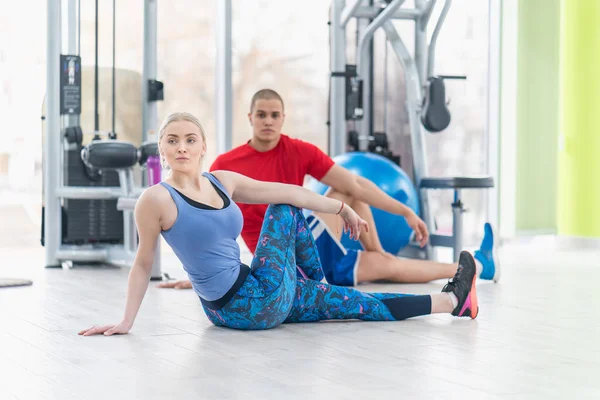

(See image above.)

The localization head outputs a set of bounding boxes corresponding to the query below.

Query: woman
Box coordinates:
[79,112,478,334]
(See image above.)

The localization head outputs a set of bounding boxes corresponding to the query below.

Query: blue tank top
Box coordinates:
[160,173,244,301]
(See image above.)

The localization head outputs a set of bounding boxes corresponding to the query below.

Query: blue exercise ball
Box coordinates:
[307,152,420,254]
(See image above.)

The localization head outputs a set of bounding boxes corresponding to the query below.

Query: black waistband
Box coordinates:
[199,264,250,311]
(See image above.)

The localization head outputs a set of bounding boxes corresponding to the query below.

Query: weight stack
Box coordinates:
[63,148,124,245]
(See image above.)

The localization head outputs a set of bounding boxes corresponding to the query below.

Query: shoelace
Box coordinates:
[443,264,466,292]
[445,265,463,286]
[442,279,456,292]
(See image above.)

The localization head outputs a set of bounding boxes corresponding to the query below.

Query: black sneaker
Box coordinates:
[442,251,479,319]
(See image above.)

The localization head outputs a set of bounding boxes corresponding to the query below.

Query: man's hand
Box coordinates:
[157,280,193,289]
[405,212,429,247]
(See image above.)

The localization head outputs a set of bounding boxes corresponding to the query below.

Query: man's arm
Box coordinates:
[301,138,412,217]
[319,164,428,246]
[320,165,413,217]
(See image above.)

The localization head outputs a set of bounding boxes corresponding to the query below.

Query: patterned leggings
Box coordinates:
[202,204,432,330]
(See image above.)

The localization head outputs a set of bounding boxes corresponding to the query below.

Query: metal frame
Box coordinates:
[380,19,435,260]
[486,0,501,234]
[356,0,406,150]
[45,0,62,267]
[216,0,233,155]
[329,0,347,157]
[142,0,158,144]
[44,0,162,277]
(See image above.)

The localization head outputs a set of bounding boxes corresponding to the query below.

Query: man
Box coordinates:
[159,89,499,289]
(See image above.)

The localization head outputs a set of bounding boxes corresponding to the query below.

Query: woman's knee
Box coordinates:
[266,203,301,214]
[356,251,397,282]
[264,204,306,226]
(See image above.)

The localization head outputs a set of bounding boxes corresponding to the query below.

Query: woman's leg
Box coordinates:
[251,204,325,287]
[284,278,430,322]
[284,250,479,323]
[294,215,328,282]
[203,204,325,330]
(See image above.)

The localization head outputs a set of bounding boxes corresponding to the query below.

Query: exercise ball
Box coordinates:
[307,152,419,254]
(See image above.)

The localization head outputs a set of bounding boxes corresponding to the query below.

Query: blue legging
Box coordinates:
[202,204,432,330]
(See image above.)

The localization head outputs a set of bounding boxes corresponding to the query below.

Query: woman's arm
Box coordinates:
[216,170,344,215]
[78,189,162,336]
[213,170,368,240]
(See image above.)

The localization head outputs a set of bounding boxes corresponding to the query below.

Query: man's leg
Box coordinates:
[356,251,457,283]
[474,222,501,282]
[313,189,457,284]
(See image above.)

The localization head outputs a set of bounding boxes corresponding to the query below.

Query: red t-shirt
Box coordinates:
[210,134,334,253]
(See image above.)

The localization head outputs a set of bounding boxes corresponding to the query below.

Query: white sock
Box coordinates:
[447,292,458,309]
[475,259,483,277]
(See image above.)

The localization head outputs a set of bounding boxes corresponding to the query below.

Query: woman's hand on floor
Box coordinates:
[78,321,132,336]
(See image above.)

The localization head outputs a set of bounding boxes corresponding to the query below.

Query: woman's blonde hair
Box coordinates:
[157,112,207,169]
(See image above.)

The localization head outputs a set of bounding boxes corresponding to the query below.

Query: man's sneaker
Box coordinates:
[474,222,501,282]
[442,251,479,319]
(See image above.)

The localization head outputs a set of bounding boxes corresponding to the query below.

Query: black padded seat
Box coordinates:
[420,176,494,189]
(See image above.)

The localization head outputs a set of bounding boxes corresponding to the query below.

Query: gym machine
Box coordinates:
[329,0,494,262]
[42,0,164,278]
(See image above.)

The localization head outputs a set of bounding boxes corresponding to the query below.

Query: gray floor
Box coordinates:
[1,202,600,399]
